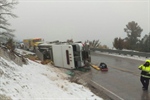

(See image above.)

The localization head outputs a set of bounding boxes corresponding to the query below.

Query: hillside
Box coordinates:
[0,52,103,100]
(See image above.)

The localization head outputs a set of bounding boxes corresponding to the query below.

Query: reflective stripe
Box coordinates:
[141,75,150,78]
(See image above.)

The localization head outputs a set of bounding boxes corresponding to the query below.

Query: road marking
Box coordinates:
[91,80,124,100]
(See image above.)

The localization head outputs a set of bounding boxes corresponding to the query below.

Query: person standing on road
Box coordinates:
[138,60,150,91]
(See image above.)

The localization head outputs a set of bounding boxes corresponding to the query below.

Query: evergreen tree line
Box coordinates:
[113,21,150,52]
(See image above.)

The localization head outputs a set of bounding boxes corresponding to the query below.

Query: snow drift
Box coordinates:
[0,56,103,100]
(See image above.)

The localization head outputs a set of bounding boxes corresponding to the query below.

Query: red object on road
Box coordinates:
[99,62,108,71]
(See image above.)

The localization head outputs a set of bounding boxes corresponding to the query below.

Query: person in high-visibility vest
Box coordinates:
[138,60,150,91]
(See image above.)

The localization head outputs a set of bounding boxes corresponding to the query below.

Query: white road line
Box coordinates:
[91,80,124,100]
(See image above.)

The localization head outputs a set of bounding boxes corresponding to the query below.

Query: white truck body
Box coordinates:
[37,42,90,69]
[52,45,75,69]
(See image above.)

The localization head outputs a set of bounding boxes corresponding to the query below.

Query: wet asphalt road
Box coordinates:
[91,52,150,100]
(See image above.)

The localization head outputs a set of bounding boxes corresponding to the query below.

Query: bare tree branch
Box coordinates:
[0,19,10,26]
[0,25,15,33]
[0,12,17,18]
[0,0,18,34]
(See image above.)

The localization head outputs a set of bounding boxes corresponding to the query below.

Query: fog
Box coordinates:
[10,0,149,48]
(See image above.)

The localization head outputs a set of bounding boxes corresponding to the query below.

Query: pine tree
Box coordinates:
[124,21,143,50]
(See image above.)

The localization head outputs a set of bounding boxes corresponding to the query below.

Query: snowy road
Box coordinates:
[91,52,150,100]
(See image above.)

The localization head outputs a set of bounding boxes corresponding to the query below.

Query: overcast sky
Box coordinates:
[10,0,149,48]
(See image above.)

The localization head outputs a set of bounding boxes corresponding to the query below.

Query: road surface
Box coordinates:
[91,52,150,100]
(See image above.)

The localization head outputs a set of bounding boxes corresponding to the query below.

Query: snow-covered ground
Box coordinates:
[0,55,103,100]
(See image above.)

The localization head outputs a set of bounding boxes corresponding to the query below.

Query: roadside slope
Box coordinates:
[0,56,103,100]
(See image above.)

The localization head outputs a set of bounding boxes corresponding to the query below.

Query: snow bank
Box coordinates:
[0,57,103,100]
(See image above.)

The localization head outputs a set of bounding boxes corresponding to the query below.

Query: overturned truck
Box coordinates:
[36,42,91,70]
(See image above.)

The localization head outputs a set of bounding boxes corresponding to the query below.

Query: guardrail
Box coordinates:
[90,48,150,58]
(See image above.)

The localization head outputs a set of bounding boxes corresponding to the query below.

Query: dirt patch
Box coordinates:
[70,70,113,100]
[0,94,12,100]
[0,68,4,77]
[87,84,113,100]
